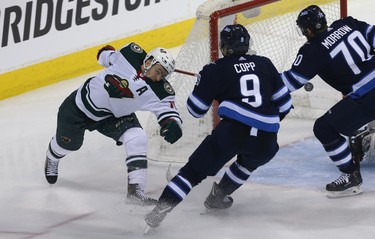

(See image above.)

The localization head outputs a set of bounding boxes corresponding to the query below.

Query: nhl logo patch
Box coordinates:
[130,43,144,53]
[163,82,175,94]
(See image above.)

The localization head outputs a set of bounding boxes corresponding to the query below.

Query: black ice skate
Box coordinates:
[204,182,233,210]
[326,170,363,198]
[144,202,173,229]
[126,184,158,206]
[44,156,59,184]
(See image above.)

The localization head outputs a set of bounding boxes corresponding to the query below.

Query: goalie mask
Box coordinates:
[143,48,176,77]
[296,5,327,36]
[220,24,250,56]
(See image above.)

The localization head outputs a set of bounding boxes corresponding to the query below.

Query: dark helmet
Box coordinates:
[220,24,250,56]
[296,5,327,35]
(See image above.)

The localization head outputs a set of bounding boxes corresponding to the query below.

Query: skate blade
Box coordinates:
[143,225,153,235]
[200,206,224,215]
[326,185,363,198]
[125,198,157,207]
[200,208,214,215]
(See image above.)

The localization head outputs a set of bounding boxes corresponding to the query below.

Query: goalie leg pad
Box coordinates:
[362,132,375,162]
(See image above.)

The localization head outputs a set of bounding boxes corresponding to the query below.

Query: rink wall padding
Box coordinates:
[0,19,194,100]
[0,0,337,101]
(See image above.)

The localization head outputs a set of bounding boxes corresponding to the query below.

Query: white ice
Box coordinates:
[1,0,375,238]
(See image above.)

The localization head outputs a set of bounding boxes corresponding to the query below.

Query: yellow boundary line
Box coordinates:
[0,19,195,100]
[0,0,337,100]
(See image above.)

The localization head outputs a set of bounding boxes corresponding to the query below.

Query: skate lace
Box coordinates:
[46,159,59,175]
[332,173,350,185]
[132,185,145,198]
[131,185,153,201]
[136,191,147,200]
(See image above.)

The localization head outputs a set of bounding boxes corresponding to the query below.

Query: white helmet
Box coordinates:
[143,47,176,76]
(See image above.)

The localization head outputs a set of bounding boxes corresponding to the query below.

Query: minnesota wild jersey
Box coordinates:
[75,42,181,125]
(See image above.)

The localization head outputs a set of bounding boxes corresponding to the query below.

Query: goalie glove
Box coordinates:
[160,118,182,144]
[97,44,115,60]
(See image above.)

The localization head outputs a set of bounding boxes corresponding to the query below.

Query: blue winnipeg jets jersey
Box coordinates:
[187,54,292,133]
[281,17,375,98]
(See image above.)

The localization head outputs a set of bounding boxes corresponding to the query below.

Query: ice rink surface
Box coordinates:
[1,0,375,238]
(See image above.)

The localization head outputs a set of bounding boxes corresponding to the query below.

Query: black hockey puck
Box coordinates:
[304,82,314,92]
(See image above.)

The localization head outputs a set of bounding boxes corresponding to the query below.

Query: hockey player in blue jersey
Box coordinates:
[281,5,375,197]
[144,24,292,229]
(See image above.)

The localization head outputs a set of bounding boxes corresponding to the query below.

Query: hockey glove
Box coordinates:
[160,118,182,144]
[97,45,115,60]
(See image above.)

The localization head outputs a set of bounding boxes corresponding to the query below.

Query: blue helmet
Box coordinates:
[296,5,327,35]
[220,24,250,56]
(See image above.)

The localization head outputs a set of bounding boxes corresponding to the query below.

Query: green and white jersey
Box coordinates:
[75,42,181,125]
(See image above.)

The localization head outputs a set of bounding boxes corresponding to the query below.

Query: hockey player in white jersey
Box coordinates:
[44,43,182,206]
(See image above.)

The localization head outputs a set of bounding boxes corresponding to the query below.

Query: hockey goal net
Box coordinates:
[147,0,347,163]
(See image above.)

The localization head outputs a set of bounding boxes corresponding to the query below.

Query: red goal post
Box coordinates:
[208,0,347,62]
[209,0,279,61]
[147,0,348,163]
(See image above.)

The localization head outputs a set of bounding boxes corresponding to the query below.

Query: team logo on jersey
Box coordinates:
[104,74,134,99]
[163,82,175,94]
[130,43,144,53]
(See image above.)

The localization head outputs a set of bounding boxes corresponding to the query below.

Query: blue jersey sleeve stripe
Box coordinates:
[272,85,289,100]
[188,93,210,111]
[281,72,297,92]
[187,97,209,118]
[281,71,309,92]
[350,69,375,97]
[290,70,309,85]
[278,98,293,113]
[187,103,206,118]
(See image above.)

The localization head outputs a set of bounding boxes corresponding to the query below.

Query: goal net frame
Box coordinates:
[147,0,348,163]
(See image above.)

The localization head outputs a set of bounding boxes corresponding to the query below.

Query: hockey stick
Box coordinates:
[174,69,199,77]
[166,163,173,182]
[174,69,315,93]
